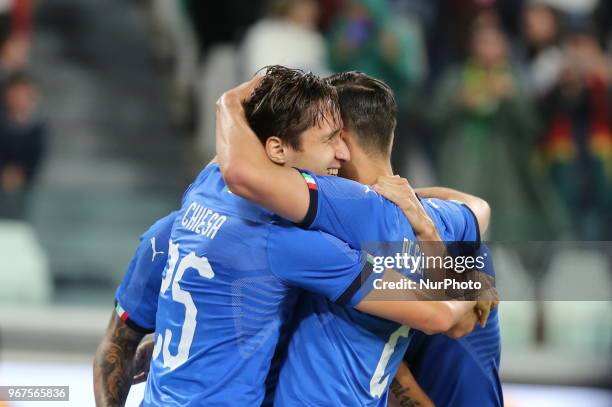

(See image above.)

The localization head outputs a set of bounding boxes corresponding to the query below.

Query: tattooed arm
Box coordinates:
[388,361,435,407]
[93,311,146,407]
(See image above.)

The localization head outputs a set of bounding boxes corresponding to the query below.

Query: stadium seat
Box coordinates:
[542,249,612,351]
[492,246,537,346]
[0,220,52,303]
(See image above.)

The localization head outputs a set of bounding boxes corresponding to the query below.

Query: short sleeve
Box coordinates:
[267,225,373,306]
[115,211,178,333]
[422,198,480,242]
[294,169,392,249]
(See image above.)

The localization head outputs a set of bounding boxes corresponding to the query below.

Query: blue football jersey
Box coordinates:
[142,164,369,407]
[114,167,211,332]
[404,244,503,407]
[115,211,178,333]
[274,171,480,406]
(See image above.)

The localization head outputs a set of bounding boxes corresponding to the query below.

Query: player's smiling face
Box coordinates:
[283,111,350,176]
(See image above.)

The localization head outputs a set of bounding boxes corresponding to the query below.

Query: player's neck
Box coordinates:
[353,158,393,186]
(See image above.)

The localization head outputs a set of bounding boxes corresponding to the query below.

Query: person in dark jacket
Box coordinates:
[0,71,46,218]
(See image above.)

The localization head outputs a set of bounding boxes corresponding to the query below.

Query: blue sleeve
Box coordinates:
[421,198,480,242]
[295,169,394,249]
[115,211,178,333]
[267,225,374,307]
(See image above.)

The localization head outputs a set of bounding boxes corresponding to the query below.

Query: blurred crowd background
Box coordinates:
[0,0,610,405]
[1,0,611,242]
[148,0,612,242]
[0,0,44,220]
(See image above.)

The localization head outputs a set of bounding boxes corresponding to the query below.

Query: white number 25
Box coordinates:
[153,240,214,370]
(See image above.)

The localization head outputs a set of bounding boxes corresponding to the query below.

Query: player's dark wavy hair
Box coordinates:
[326,71,397,157]
[243,65,341,151]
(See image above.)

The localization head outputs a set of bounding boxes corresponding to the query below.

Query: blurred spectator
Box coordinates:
[327,0,427,175]
[0,0,11,42]
[241,0,327,77]
[426,0,501,84]
[192,0,328,160]
[0,0,32,73]
[593,0,612,50]
[429,13,558,240]
[0,0,32,40]
[522,1,563,96]
[537,21,612,239]
[316,0,344,32]
[183,0,264,53]
[0,71,46,219]
[327,0,427,111]
[0,34,28,80]
[150,0,199,126]
[538,0,599,16]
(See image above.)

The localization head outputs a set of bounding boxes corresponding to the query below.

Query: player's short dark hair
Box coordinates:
[326,71,396,157]
[243,65,341,151]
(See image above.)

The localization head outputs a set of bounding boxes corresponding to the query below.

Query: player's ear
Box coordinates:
[265,136,287,165]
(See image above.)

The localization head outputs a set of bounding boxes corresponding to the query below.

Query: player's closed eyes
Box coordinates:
[326,131,341,143]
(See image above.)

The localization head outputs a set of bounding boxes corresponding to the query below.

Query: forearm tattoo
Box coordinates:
[390,378,422,407]
[93,313,144,407]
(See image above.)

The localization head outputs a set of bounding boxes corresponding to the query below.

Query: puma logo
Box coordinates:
[150,237,165,261]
